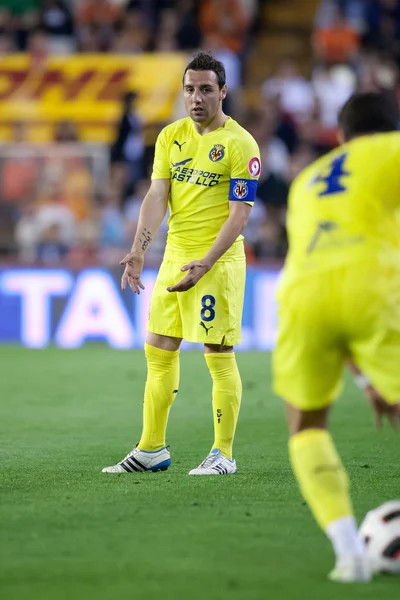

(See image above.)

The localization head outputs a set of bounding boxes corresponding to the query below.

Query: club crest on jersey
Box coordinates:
[209,144,225,162]
[233,180,248,200]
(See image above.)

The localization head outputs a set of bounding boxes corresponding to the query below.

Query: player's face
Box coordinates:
[183,70,227,123]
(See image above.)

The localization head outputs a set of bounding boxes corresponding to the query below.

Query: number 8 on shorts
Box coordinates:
[201,295,216,322]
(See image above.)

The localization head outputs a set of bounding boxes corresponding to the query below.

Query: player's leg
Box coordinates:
[138,332,181,452]
[179,259,245,475]
[205,342,241,461]
[103,261,183,473]
[286,403,369,582]
[188,342,241,475]
[273,271,370,581]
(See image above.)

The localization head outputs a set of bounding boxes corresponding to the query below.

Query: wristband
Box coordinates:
[353,373,371,390]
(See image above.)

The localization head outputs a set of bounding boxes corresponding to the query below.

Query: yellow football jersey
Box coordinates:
[283,132,400,282]
[152,116,261,261]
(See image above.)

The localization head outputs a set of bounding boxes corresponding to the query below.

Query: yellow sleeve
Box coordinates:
[229,134,261,204]
[394,137,400,209]
[152,128,170,180]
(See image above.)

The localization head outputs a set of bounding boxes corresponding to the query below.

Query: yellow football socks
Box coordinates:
[137,343,180,451]
[205,352,242,460]
[289,429,353,530]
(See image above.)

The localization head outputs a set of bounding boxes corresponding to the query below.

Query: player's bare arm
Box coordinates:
[167,201,251,293]
[347,359,400,429]
[121,178,170,294]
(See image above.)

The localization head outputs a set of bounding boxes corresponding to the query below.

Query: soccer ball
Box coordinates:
[360,501,400,574]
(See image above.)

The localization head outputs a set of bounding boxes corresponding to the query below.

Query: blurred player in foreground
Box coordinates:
[273,91,400,582]
[103,52,260,475]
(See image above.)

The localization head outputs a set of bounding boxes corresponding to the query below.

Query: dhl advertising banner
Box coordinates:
[0,53,186,142]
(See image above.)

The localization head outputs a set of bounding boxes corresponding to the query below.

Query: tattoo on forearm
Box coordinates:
[140,228,152,251]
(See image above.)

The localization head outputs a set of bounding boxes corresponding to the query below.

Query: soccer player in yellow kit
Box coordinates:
[273,91,400,582]
[103,53,260,475]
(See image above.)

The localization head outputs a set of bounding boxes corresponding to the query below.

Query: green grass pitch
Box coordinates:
[1,346,399,600]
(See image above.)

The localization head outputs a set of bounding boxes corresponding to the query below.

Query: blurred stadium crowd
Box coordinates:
[0,0,399,266]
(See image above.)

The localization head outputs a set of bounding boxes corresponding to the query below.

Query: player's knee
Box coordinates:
[146,332,182,352]
[204,343,233,354]
[285,403,329,436]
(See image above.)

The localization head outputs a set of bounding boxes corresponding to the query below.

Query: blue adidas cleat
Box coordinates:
[102,446,171,473]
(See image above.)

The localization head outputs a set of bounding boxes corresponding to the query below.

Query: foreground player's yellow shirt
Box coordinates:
[283,132,400,282]
[152,116,260,261]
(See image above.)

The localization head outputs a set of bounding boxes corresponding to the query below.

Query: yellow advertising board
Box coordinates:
[0,53,186,143]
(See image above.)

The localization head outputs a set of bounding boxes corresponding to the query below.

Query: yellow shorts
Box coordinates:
[148,258,246,346]
[273,261,400,410]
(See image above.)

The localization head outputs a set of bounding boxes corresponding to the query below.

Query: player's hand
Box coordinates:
[120,251,145,294]
[365,385,400,429]
[167,259,211,293]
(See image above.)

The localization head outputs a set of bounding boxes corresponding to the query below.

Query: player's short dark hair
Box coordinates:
[338,91,399,140]
[183,52,226,89]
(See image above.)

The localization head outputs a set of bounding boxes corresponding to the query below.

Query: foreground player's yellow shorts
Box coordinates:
[148,257,246,346]
[273,261,400,410]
